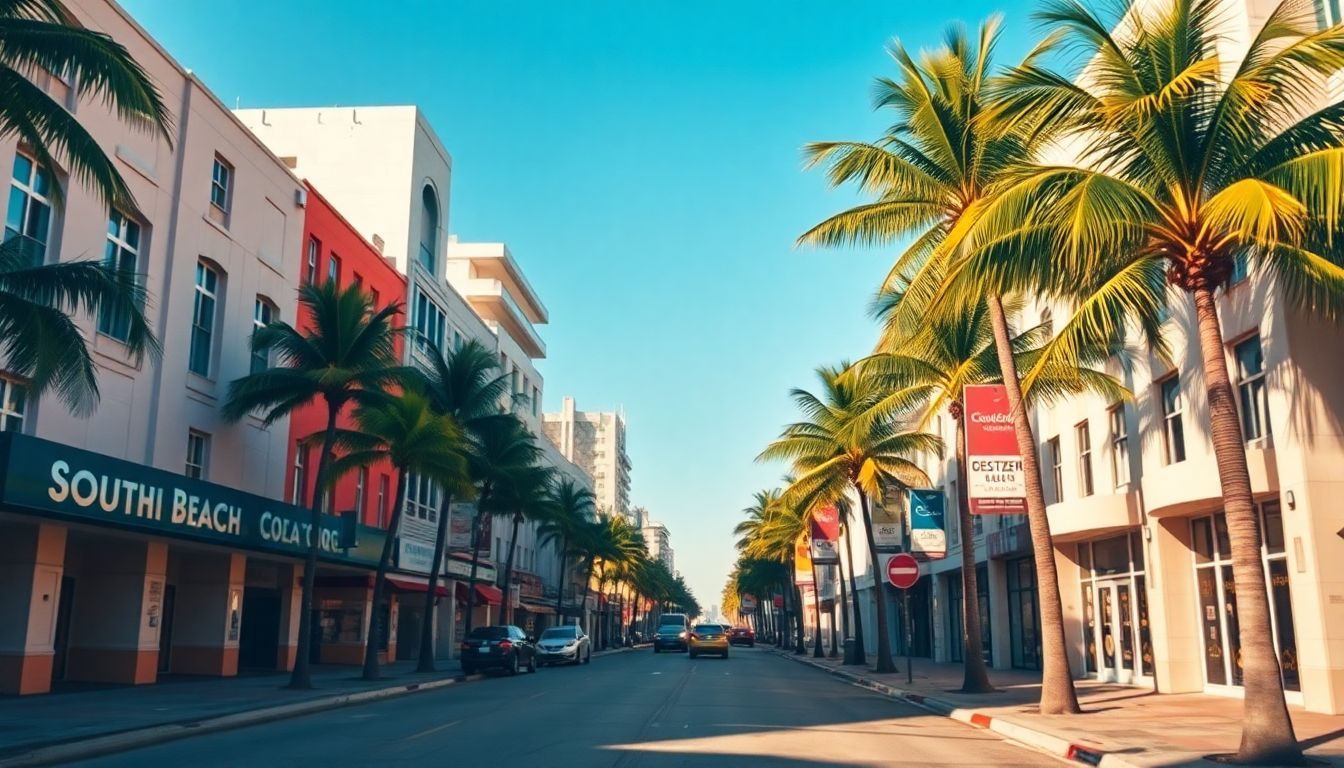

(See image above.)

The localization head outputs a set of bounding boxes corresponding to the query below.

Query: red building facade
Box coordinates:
[286,184,407,529]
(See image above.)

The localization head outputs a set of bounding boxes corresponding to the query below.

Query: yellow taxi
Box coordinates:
[688,623,730,659]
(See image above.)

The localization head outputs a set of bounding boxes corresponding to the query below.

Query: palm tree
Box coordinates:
[760,368,940,674]
[222,281,411,689]
[491,462,556,626]
[322,390,470,680]
[414,339,513,672]
[735,489,805,652]
[798,17,1090,713]
[956,1,1344,758]
[460,417,540,640]
[2,0,173,210]
[538,478,597,618]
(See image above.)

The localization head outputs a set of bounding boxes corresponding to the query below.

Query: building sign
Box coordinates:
[396,537,495,582]
[810,504,840,564]
[449,501,475,550]
[909,489,947,560]
[0,433,385,567]
[964,384,1026,515]
[871,494,903,552]
[794,533,813,585]
[741,594,757,612]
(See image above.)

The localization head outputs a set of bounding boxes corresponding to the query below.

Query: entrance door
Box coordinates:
[157,585,176,674]
[1094,581,1137,683]
[239,587,281,670]
[51,576,75,682]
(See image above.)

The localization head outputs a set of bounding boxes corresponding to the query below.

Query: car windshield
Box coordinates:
[658,615,685,627]
[541,627,577,640]
[694,625,722,634]
[467,627,509,640]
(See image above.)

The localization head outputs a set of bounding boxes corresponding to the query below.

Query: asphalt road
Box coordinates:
[72,647,1058,767]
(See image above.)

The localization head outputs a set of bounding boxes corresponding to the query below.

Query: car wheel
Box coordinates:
[723,651,730,659]
[689,651,697,659]
[585,650,591,664]
[748,642,754,648]
[508,654,520,676]
[528,654,537,674]
[462,665,476,676]
[654,646,661,654]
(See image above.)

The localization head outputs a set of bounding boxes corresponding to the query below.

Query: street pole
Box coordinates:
[903,586,913,685]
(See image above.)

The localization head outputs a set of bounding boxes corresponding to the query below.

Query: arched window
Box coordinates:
[251,296,278,373]
[418,184,439,272]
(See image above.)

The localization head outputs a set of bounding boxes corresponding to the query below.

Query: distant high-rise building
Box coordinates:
[641,519,674,574]
[543,397,631,519]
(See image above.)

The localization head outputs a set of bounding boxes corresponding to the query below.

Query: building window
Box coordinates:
[185,430,209,480]
[328,253,340,284]
[370,288,381,308]
[376,474,389,528]
[355,467,368,518]
[419,185,439,273]
[1046,437,1063,504]
[1229,249,1250,284]
[189,262,220,377]
[1076,421,1094,497]
[5,152,54,262]
[532,385,540,417]
[412,290,447,354]
[403,472,440,526]
[251,297,276,373]
[453,330,463,350]
[352,272,363,290]
[1109,404,1129,488]
[291,443,307,505]
[305,237,320,284]
[1235,335,1269,443]
[97,211,142,342]
[0,378,26,432]
[210,156,232,212]
[1159,375,1186,464]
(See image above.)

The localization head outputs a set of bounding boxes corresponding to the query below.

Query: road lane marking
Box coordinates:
[527,691,546,700]
[405,720,460,740]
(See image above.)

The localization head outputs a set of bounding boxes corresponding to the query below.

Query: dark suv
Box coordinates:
[460,625,537,675]
[653,613,689,653]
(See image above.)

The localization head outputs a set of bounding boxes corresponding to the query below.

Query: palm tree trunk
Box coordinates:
[857,488,899,674]
[810,561,825,657]
[1193,287,1301,764]
[953,403,995,693]
[788,553,805,654]
[416,491,455,673]
[843,521,866,665]
[582,560,595,637]
[500,512,523,626]
[462,488,492,645]
[363,470,408,680]
[829,565,840,658]
[554,539,569,619]
[985,295,1079,713]
[289,405,340,689]
[836,550,850,656]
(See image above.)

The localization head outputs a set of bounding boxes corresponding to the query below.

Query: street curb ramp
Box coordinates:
[772,650,1117,767]
[0,646,642,768]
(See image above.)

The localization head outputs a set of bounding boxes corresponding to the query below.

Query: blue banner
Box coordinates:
[909,489,946,560]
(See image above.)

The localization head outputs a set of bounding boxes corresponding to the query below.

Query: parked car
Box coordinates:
[460,625,537,675]
[728,626,756,647]
[688,623,730,659]
[536,625,591,666]
[653,612,689,653]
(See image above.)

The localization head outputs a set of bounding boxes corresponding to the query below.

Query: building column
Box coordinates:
[169,552,245,676]
[1054,544,1088,678]
[65,538,167,686]
[277,564,303,671]
[0,521,67,695]
[1148,516,1203,694]
[987,559,1011,671]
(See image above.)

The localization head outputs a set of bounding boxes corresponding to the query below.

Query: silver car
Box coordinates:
[535,625,591,666]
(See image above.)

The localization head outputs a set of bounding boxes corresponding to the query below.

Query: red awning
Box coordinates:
[474,584,503,606]
[519,601,556,615]
[386,577,450,597]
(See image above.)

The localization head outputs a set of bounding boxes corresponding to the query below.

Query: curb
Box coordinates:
[771,650,1120,767]
[0,672,481,768]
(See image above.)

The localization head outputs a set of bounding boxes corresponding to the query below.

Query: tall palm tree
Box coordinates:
[759,365,940,673]
[491,462,556,626]
[958,1,1344,758]
[798,17,1091,713]
[321,390,469,680]
[538,478,597,618]
[415,339,513,672]
[2,0,173,210]
[222,281,411,689]
[460,417,539,640]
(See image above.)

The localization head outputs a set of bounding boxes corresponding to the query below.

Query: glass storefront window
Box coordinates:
[1008,558,1041,670]
[1078,529,1150,683]
[1263,501,1286,554]
[1078,542,1092,571]
[1197,568,1227,685]
[1136,575,1153,676]
[1082,584,1098,675]
[1093,535,1131,575]
[1269,559,1299,691]
[1192,518,1214,563]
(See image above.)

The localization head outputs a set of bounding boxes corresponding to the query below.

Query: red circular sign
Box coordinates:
[886,553,920,589]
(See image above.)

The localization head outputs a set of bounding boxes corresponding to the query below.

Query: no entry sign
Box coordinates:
[886,553,920,589]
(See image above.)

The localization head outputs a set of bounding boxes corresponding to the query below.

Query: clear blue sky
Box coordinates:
[123,0,1036,613]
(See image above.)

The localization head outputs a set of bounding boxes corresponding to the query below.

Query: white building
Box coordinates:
[642,519,674,574]
[543,397,632,519]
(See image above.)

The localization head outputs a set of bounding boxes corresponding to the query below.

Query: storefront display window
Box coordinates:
[319,600,364,643]
[1007,557,1041,670]
[1077,532,1150,683]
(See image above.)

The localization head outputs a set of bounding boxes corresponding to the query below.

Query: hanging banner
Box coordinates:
[794,533,814,585]
[809,504,840,564]
[741,594,757,612]
[964,384,1027,515]
[818,567,836,612]
[908,488,947,560]
[871,495,903,551]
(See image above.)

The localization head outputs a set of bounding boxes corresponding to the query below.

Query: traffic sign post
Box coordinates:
[885,553,921,683]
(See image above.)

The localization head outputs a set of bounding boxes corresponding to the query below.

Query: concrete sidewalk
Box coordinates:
[0,646,642,767]
[773,648,1344,767]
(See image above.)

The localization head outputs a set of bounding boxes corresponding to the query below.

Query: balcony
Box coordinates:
[1046,488,1143,543]
[446,240,548,324]
[460,278,547,359]
[1141,444,1278,518]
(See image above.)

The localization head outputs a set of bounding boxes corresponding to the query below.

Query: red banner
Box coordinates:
[809,504,840,564]
[964,384,1026,515]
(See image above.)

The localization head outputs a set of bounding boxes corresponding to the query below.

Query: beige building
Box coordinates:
[543,397,632,519]
[641,519,674,574]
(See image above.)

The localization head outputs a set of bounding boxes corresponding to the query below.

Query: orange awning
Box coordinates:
[474,584,503,606]
[387,577,450,597]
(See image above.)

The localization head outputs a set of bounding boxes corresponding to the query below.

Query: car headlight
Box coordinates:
[679,631,687,639]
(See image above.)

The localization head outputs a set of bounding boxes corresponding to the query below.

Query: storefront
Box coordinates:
[1190,503,1299,698]
[1076,531,1152,685]
[946,565,991,666]
[0,433,386,695]
[1006,557,1042,670]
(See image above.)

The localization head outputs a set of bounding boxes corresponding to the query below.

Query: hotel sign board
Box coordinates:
[0,433,385,567]
[964,384,1027,515]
